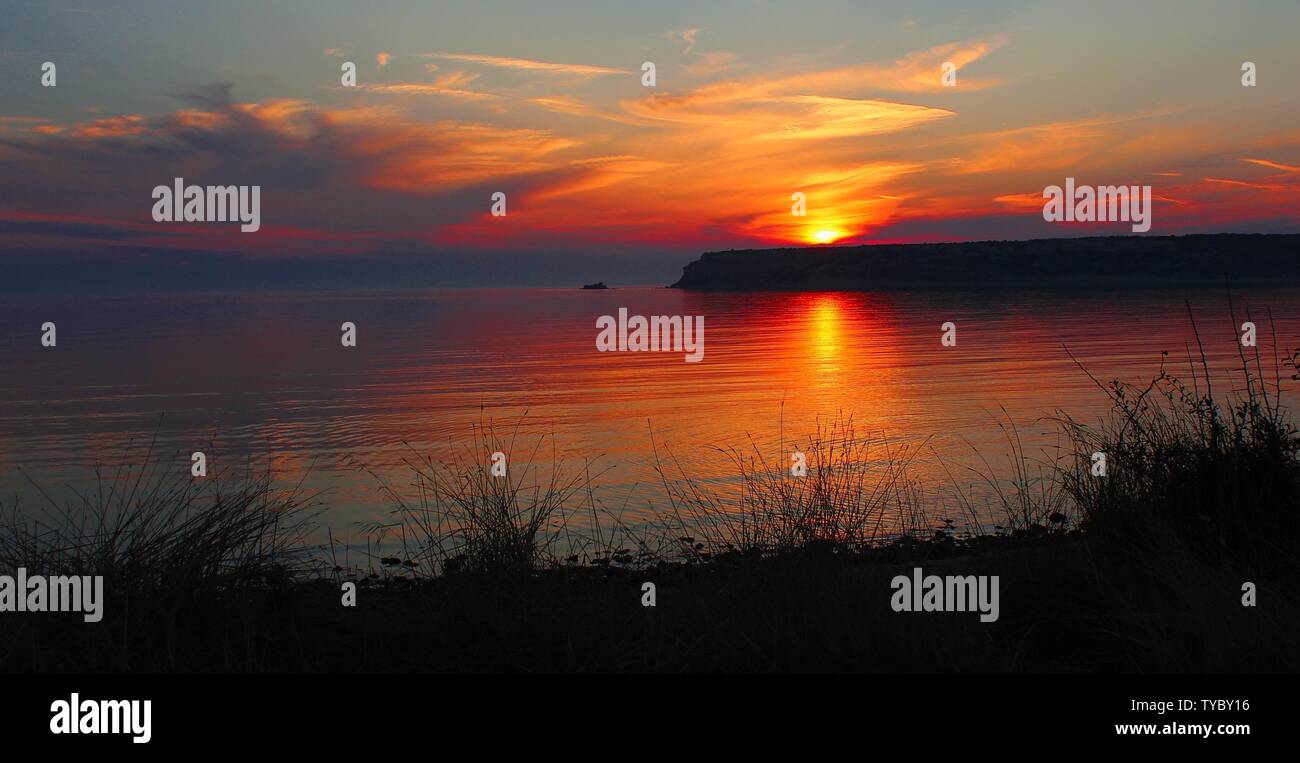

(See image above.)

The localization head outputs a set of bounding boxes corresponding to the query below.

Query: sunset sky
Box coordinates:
[1,0,1298,289]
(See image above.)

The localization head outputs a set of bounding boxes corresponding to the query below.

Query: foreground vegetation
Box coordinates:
[3,325,1298,673]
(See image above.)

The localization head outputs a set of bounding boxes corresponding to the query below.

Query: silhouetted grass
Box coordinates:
[1030,308,1300,671]
[353,418,596,580]
[0,439,318,671]
[1060,307,1299,567]
[647,416,935,555]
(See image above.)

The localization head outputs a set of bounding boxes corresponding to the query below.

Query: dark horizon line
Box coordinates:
[3,231,1299,296]
[699,231,1300,255]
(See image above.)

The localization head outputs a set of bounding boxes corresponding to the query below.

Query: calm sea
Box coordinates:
[2,286,1297,539]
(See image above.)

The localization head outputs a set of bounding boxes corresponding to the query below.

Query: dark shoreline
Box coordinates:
[3,523,1293,673]
[670,233,1300,291]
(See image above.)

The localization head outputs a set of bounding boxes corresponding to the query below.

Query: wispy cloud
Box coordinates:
[684,51,738,77]
[353,70,497,100]
[1241,157,1300,173]
[1204,177,1288,191]
[666,28,704,55]
[354,83,497,100]
[528,96,657,126]
[416,52,627,76]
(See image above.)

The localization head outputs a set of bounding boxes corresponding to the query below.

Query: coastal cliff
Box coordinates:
[669,234,1300,290]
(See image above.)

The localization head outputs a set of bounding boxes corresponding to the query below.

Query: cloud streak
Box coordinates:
[416,52,628,76]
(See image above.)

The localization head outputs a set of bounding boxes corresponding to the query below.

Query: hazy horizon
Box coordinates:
[4,230,1299,294]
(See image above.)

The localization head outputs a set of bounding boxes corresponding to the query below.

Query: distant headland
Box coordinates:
[669,234,1300,291]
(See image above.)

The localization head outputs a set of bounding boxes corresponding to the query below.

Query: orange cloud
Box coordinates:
[355,82,497,100]
[69,115,150,138]
[528,96,657,126]
[354,121,582,192]
[950,116,1124,175]
[416,52,628,76]
[684,51,739,77]
[1240,157,1300,173]
[992,191,1045,211]
[1203,177,1289,191]
[864,35,1011,92]
[641,34,1007,101]
[435,39,1005,246]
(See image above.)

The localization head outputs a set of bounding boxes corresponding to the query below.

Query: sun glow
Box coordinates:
[810,228,846,244]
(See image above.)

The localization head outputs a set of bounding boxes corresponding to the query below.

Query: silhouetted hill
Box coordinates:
[670,234,1300,290]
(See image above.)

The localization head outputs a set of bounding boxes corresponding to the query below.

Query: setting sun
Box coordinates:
[811,229,846,244]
